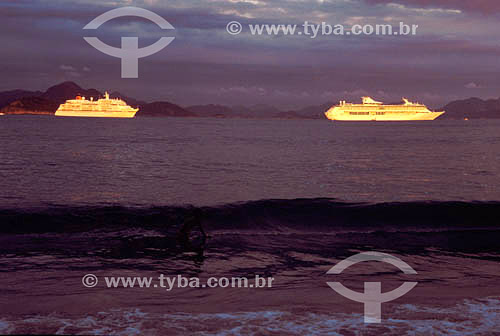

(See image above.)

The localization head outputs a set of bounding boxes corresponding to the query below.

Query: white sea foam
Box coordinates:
[0,320,12,334]
[1,298,499,335]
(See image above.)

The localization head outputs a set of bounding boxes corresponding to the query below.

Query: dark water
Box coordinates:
[0,116,499,335]
[2,116,500,206]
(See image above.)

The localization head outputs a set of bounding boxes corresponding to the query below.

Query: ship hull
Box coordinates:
[325,109,445,121]
[55,110,137,118]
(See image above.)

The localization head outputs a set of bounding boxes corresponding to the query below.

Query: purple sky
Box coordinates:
[2,0,500,108]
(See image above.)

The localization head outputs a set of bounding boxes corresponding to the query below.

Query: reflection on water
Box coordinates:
[1,117,500,334]
[1,117,500,206]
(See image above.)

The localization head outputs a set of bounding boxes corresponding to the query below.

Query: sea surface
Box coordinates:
[0,116,499,335]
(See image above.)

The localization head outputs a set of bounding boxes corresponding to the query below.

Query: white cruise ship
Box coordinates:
[325,97,445,121]
[55,92,138,118]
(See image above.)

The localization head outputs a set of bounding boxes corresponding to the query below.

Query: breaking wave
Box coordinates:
[1,198,499,234]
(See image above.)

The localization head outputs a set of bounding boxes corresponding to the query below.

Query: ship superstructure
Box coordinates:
[55,92,138,118]
[325,97,445,121]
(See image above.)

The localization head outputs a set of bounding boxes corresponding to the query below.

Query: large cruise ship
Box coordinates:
[325,97,445,121]
[55,92,138,118]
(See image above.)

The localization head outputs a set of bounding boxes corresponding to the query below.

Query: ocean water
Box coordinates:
[0,116,499,335]
[2,116,500,206]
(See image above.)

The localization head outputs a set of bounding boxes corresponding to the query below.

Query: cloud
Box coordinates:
[2,0,500,109]
[59,64,82,77]
[363,0,500,15]
[465,82,482,89]
[59,64,76,71]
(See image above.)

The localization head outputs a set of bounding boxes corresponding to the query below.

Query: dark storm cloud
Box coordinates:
[1,0,500,108]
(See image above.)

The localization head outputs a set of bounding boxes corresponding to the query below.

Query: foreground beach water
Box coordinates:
[0,117,499,335]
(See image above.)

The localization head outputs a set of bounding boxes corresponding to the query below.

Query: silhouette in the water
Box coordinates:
[107,208,209,261]
[177,208,207,252]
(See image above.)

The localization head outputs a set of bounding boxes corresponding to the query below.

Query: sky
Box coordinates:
[1,0,500,109]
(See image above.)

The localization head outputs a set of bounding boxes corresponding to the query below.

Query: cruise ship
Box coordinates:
[325,97,445,121]
[55,92,138,118]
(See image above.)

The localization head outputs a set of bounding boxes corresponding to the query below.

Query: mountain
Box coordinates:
[0,82,101,115]
[273,110,313,119]
[294,102,334,119]
[42,82,101,103]
[186,103,332,119]
[440,97,500,119]
[230,104,290,118]
[0,89,43,109]
[244,104,284,118]
[110,91,146,109]
[187,104,234,118]
[139,101,196,117]
[186,104,285,118]
[0,97,59,115]
[0,82,192,117]
[3,81,500,119]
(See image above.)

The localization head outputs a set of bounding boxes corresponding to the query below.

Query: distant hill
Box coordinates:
[1,97,59,115]
[140,102,195,117]
[186,104,285,118]
[187,104,233,118]
[440,97,500,119]
[241,104,285,118]
[186,102,333,119]
[3,82,500,119]
[41,82,101,103]
[0,89,43,108]
[0,82,102,115]
[110,91,146,109]
[0,82,192,117]
[294,102,334,119]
